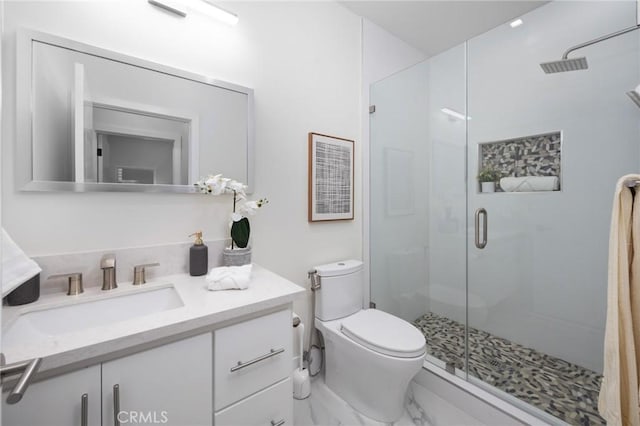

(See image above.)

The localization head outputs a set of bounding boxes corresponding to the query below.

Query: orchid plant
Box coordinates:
[195,174,268,249]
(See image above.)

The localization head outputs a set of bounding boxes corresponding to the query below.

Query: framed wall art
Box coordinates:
[308,132,354,222]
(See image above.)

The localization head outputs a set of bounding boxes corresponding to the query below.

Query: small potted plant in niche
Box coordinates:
[195,174,268,266]
[477,167,501,193]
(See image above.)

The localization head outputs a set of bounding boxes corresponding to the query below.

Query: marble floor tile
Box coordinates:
[293,375,487,426]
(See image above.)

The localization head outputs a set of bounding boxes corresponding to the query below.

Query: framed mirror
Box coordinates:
[16,29,254,193]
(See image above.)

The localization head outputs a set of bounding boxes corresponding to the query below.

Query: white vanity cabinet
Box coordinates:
[2,333,212,426]
[2,306,295,426]
[102,333,212,426]
[2,365,102,426]
[214,308,293,426]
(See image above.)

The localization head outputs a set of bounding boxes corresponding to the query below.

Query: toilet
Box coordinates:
[313,260,426,422]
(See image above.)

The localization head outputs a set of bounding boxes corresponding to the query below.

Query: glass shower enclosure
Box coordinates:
[369,2,640,424]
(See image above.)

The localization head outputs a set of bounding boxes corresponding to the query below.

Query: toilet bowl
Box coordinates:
[313,260,426,422]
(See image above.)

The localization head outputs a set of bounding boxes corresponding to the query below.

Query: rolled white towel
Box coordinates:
[2,229,41,297]
[206,264,252,291]
[500,176,559,192]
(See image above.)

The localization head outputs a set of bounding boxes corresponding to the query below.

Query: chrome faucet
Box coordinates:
[100,253,117,290]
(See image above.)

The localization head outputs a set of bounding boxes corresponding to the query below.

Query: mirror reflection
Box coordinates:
[83,104,191,185]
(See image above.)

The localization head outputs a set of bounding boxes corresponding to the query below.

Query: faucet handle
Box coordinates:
[100,253,117,291]
[133,263,160,286]
[100,253,116,269]
[49,272,84,295]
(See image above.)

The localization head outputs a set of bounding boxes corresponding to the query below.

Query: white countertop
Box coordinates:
[1,265,305,376]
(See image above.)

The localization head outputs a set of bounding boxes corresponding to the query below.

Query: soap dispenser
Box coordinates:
[189,231,208,276]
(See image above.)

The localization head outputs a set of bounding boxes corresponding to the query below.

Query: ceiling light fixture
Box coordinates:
[441,108,471,121]
[188,0,239,26]
[510,19,523,28]
[147,0,239,25]
[148,0,187,17]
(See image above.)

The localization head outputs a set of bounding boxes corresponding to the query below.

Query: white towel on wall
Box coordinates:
[206,264,252,291]
[1,229,41,297]
[499,176,559,192]
[598,174,640,426]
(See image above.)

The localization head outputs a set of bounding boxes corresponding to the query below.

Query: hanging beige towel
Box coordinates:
[599,174,640,426]
[631,178,640,423]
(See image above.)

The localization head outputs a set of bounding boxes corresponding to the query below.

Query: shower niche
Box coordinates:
[478,131,562,193]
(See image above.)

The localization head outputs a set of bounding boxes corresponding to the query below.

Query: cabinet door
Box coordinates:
[2,365,101,426]
[102,333,212,426]
[214,378,292,426]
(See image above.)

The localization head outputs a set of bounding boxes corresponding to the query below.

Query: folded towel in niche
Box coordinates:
[2,228,41,298]
[206,264,252,291]
[500,176,559,192]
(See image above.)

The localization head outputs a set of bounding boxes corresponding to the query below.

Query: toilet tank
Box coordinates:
[314,260,363,321]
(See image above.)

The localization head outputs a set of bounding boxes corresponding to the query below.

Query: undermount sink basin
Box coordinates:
[3,285,183,348]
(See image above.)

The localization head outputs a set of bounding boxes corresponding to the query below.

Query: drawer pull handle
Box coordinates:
[81,393,88,426]
[230,348,285,372]
[271,420,285,426]
[113,384,120,426]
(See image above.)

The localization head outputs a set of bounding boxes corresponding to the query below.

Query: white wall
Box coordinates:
[2,1,362,340]
[361,19,426,307]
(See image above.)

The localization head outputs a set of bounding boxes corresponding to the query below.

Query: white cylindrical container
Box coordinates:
[481,182,495,193]
[292,321,310,399]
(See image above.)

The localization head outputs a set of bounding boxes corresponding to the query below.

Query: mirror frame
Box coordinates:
[16,29,255,194]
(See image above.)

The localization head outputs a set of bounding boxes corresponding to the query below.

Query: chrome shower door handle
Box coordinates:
[475,208,488,249]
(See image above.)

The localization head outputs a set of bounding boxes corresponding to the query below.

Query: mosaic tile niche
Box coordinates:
[479,132,561,192]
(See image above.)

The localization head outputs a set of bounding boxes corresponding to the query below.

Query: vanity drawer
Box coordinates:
[214,378,292,426]
[214,309,291,409]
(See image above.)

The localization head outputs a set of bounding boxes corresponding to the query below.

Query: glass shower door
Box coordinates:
[370,1,640,424]
[466,1,640,423]
[419,44,467,372]
[369,61,431,324]
[369,44,467,372]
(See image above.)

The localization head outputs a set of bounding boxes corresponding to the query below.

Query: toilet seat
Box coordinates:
[340,309,426,358]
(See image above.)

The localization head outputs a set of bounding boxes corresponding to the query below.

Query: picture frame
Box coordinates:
[308,132,354,222]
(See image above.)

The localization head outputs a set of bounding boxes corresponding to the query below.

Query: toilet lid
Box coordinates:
[340,309,426,358]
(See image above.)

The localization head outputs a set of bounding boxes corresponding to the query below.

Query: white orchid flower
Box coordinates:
[239,200,259,216]
[204,174,221,186]
[195,177,209,193]
[194,173,268,250]
[227,180,247,197]
[205,174,230,195]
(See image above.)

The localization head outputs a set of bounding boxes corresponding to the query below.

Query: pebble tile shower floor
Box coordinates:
[413,312,604,425]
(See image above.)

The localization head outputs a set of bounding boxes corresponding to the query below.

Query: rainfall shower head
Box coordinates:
[540,57,588,74]
[627,87,640,108]
[540,24,639,74]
